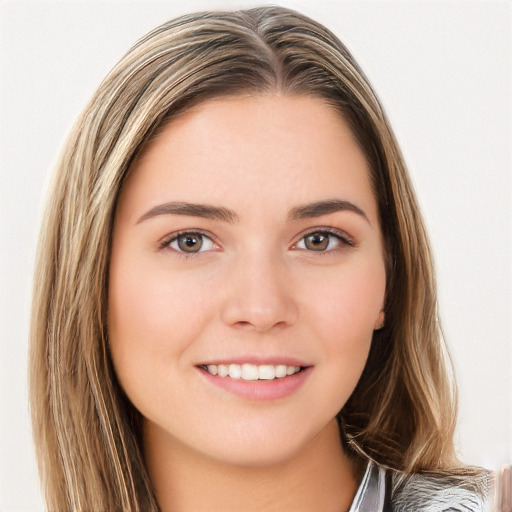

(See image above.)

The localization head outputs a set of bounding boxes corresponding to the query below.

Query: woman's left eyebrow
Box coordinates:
[288,199,369,223]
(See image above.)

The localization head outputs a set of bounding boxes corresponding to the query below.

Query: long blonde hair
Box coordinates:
[30,6,459,510]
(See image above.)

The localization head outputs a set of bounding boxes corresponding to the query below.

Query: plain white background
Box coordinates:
[1,1,510,510]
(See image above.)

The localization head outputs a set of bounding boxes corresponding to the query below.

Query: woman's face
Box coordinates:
[109,95,386,467]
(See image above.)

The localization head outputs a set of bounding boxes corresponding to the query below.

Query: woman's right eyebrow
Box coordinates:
[136,201,239,224]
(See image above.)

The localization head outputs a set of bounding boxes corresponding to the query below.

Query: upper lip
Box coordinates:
[196,356,310,367]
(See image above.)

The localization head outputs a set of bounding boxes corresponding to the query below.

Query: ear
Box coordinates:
[374,311,385,330]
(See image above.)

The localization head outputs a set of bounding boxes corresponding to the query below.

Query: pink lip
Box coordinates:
[198,356,309,367]
[198,366,313,401]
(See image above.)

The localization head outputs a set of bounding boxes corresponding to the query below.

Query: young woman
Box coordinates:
[30,6,492,511]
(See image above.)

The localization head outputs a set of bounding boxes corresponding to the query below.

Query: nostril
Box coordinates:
[220,278,299,331]
[232,319,289,333]
[234,321,252,328]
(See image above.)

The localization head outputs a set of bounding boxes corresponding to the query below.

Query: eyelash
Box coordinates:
[158,227,354,257]
[159,229,218,258]
[293,227,355,252]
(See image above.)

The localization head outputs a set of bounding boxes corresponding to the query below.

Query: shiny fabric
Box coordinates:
[349,460,387,512]
[348,460,493,512]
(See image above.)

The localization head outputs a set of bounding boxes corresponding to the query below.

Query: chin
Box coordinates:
[197,420,327,469]
[208,441,306,469]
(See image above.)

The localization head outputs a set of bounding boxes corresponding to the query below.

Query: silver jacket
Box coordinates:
[350,460,493,512]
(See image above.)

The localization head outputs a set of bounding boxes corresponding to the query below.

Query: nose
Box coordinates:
[220,252,299,333]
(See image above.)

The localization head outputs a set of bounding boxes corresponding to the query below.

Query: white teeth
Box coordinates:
[203,363,301,380]
[217,364,229,377]
[275,365,287,378]
[228,364,242,379]
[241,364,259,381]
[258,365,275,380]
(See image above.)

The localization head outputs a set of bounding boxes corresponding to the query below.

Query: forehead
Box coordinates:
[118,95,377,224]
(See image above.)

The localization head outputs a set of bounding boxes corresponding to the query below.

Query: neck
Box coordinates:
[144,419,361,512]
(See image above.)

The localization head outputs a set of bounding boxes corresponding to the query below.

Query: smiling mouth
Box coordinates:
[199,363,304,381]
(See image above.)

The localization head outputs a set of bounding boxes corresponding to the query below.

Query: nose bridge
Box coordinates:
[220,244,298,332]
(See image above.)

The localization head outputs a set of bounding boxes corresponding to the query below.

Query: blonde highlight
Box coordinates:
[31,6,465,510]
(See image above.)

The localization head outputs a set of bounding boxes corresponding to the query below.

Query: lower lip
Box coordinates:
[198,366,313,401]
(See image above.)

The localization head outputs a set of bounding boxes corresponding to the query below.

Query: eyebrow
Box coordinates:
[288,199,369,223]
[136,202,239,224]
[136,199,368,224]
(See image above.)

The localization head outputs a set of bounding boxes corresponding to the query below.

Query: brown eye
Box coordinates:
[295,229,352,253]
[165,232,216,254]
[304,232,329,251]
[177,233,203,252]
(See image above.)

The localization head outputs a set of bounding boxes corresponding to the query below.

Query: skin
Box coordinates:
[109,95,387,511]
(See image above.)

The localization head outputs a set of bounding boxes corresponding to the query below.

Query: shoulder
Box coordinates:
[390,467,494,512]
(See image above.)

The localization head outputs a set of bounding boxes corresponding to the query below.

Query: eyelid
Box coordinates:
[158,229,220,254]
[291,226,355,250]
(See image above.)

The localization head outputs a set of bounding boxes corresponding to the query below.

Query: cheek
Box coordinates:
[107,256,213,381]
[301,254,386,403]
[308,258,386,340]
